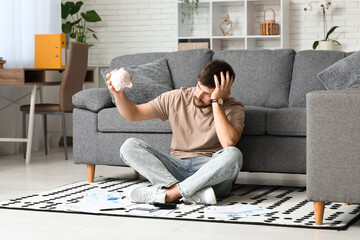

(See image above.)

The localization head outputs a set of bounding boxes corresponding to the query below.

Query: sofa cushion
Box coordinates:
[98,107,172,133]
[317,51,360,90]
[289,50,348,107]
[72,88,113,113]
[164,49,214,89]
[107,49,213,90]
[110,52,168,70]
[213,49,295,108]
[266,108,306,136]
[242,106,269,136]
[101,58,173,105]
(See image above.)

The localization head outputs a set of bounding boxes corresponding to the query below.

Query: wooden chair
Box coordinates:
[21,42,88,160]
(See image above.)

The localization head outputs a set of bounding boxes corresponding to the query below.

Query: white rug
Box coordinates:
[1,177,359,230]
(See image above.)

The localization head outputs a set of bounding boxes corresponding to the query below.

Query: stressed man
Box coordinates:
[107,59,245,205]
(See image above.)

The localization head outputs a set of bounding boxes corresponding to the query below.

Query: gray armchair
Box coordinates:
[306,89,360,225]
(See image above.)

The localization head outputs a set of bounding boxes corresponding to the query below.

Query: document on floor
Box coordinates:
[127,204,175,217]
[58,191,133,213]
[204,204,277,218]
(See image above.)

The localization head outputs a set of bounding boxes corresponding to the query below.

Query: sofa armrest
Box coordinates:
[72,88,114,112]
[306,89,360,204]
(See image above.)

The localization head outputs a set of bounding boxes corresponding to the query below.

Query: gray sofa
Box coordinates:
[72,48,354,186]
[72,48,353,175]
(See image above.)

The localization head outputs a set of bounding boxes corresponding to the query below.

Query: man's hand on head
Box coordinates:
[211,71,234,100]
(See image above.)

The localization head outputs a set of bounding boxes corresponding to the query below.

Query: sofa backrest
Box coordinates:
[164,49,214,89]
[213,49,295,108]
[289,50,350,107]
[110,49,214,90]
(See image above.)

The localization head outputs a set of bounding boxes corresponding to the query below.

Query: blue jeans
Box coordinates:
[120,138,243,198]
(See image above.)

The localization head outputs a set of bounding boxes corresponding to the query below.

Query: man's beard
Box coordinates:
[193,96,211,109]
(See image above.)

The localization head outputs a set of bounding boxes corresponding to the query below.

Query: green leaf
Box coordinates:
[77,35,86,42]
[70,1,83,15]
[81,10,102,22]
[332,40,341,45]
[70,33,76,39]
[62,22,72,34]
[325,26,339,41]
[65,2,74,14]
[73,18,82,25]
[313,41,319,50]
[61,3,70,19]
[87,27,95,33]
[88,44,94,48]
[93,33,98,40]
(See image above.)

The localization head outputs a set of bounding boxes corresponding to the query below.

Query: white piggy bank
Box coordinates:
[110,67,133,91]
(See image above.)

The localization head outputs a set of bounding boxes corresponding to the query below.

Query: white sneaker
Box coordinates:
[127,185,166,204]
[182,187,217,205]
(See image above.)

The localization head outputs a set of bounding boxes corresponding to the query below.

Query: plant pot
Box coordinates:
[318,41,335,50]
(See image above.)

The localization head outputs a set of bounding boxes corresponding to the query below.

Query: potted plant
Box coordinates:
[304,1,341,50]
[180,0,199,33]
[61,1,101,46]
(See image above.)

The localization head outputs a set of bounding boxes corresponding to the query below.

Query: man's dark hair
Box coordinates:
[198,59,235,89]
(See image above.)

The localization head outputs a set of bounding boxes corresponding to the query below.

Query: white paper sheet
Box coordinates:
[204,204,277,218]
[59,198,133,213]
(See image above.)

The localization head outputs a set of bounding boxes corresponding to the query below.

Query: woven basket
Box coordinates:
[260,8,279,35]
[178,42,209,51]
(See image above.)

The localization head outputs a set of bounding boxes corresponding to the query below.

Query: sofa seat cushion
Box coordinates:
[213,49,295,108]
[242,106,270,136]
[266,108,306,136]
[97,108,172,133]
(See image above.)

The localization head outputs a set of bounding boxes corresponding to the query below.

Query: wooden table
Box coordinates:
[0,68,93,163]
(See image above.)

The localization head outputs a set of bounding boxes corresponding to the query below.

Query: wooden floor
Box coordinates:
[0,148,359,240]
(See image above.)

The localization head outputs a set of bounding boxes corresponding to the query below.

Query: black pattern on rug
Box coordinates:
[1,177,359,230]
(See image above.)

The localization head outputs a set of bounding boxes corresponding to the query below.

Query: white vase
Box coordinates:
[318,41,335,50]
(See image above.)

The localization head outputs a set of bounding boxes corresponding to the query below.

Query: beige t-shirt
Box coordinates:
[150,87,245,158]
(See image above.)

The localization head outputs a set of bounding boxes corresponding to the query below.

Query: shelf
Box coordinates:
[177,0,289,51]
[178,36,211,39]
[212,36,245,39]
[247,35,281,39]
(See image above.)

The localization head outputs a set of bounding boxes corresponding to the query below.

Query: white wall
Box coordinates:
[81,0,178,66]
[80,0,360,66]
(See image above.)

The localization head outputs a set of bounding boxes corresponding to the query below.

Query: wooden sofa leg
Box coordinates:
[344,203,350,205]
[313,201,325,225]
[87,164,95,183]
[134,170,139,179]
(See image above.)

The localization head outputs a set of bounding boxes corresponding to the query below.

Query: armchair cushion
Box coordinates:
[317,51,360,90]
[101,58,173,105]
[72,88,113,113]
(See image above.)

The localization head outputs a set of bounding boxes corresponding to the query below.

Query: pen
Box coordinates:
[131,207,160,212]
[99,207,125,211]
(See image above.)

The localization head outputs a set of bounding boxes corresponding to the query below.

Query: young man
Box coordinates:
[107,59,245,205]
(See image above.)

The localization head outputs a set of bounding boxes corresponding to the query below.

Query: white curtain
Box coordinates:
[0,0,61,156]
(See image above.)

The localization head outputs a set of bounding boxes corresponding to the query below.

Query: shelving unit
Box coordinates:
[177,0,289,51]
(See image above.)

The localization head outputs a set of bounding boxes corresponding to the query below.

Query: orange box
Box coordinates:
[35,34,66,69]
